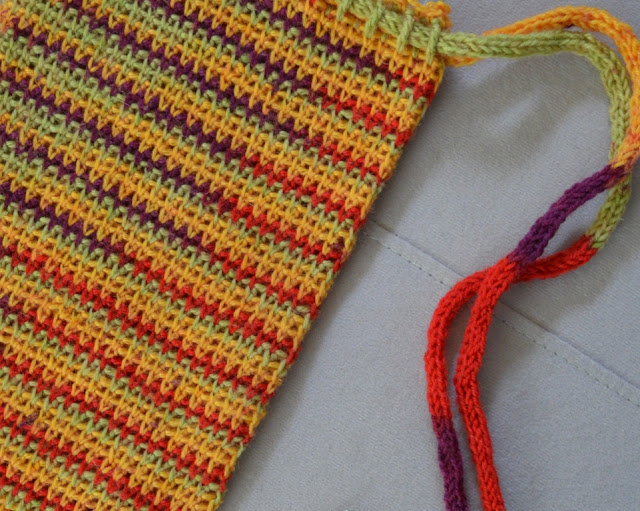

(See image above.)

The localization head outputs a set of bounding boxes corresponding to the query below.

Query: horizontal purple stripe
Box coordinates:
[0,116,211,250]
[0,109,321,307]
[0,66,345,265]
[62,0,401,146]
[10,11,385,205]
[56,0,391,149]
[1,70,217,249]
[0,40,218,202]
[151,0,393,81]
[432,416,469,511]
[0,168,123,261]
[12,16,305,154]
[7,0,407,228]
[510,164,624,266]
[0,132,303,381]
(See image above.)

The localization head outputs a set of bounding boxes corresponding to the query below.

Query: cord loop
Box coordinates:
[425,7,640,511]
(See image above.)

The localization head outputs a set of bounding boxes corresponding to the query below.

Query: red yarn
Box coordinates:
[426,237,598,510]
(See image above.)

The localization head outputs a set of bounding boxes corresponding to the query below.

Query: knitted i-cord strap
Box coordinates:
[424,7,640,511]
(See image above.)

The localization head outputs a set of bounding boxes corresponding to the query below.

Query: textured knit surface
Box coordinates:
[0,0,448,509]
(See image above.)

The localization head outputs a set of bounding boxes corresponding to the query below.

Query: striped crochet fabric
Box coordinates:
[0,0,448,508]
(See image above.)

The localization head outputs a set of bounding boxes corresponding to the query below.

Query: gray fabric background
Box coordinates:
[222,2,640,509]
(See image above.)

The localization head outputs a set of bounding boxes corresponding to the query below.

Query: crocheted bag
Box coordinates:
[0,0,637,510]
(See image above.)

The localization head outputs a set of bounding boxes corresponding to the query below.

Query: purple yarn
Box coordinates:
[510,164,624,266]
[432,416,469,511]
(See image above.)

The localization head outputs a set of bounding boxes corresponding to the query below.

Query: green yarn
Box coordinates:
[342,0,634,251]
[396,7,416,53]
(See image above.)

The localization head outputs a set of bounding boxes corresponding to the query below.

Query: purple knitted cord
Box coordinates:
[510,164,624,266]
[432,416,469,511]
